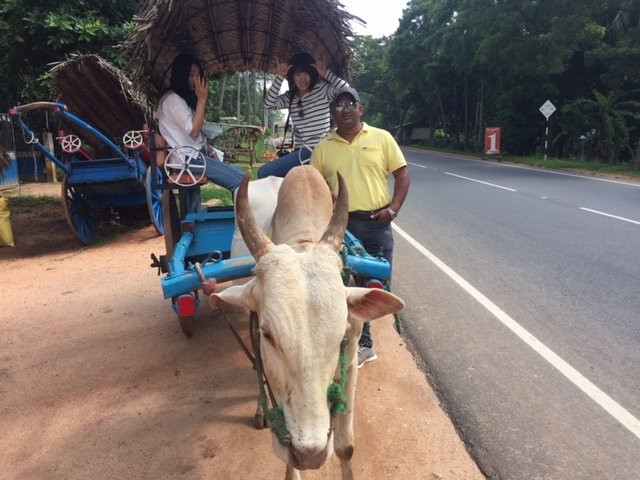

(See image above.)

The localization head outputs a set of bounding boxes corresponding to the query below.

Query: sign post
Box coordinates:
[539,100,556,160]
[485,127,501,157]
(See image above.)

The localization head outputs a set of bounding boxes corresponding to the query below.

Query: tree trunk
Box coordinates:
[218,75,227,114]
[245,72,254,124]
[236,73,241,121]
[435,86,446,134]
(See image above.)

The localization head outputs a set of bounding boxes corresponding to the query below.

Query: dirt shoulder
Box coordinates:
[0,184,484,480]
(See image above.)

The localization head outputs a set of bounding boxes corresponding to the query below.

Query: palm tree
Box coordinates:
[571,89,640,163]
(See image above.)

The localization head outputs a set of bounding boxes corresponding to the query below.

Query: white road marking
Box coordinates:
[445,172,517,191]
[403,147,640,187]
[392,223,640,440]
[580,207,640,226]
[407,162,427,168]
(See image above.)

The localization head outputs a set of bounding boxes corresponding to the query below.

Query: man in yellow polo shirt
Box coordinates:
[311,86,410,368]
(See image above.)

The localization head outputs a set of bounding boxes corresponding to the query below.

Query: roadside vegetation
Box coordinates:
[1,1,638,173]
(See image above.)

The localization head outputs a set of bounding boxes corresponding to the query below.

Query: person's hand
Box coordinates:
[194,75,208,102]
[371,208,393,224]
[201,279,217,296]
[275,59,290,78]
[313,52,329,78]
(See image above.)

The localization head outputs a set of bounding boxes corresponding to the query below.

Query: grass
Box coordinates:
[499,155,640,180]
[200,162,259,206]
[6,195,62,211]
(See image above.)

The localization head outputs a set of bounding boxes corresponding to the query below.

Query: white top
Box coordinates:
[158,91,204,150]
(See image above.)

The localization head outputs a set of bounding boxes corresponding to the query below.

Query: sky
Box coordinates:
[339,0,408,38]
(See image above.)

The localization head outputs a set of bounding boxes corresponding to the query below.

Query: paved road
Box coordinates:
[392,149,640,479]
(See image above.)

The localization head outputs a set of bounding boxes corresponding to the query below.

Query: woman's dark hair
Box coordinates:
[169,53,203,110]
[286,52,318,99]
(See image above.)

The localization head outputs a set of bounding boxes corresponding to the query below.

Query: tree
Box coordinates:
[567,89,640,163]
[0,0,139,110]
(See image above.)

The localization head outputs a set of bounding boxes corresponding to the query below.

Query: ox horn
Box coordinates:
[235,172,274,261]
[320,173,349,252]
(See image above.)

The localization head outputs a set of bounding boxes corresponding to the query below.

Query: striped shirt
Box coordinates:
[264,71,349,149]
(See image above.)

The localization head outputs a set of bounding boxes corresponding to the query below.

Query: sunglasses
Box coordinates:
[333,101,359,112]
[297,99,304,118]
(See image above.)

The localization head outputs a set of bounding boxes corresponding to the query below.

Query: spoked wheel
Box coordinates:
[61,175,97,244]
[162,189,180,260]
[145,166,164,235]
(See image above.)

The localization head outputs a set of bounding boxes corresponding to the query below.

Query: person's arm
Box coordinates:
[264,60,290,109]
[372,166,410,223]
[190,75,208,139]
[389,166,410,215]
[314,53,349,98]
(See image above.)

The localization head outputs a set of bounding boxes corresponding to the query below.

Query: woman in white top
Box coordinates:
[259,52,350,179]
[158,53,244,210]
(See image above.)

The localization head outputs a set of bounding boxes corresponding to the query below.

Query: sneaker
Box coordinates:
[357,346,377,369]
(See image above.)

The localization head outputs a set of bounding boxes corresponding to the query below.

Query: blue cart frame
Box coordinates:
[9,102,164,244]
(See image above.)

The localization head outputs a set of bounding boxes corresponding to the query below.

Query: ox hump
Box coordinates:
[272,166,334,246]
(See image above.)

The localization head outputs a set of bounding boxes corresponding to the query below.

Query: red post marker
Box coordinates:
[485,127,501,155]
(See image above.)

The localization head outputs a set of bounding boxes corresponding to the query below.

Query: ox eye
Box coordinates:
[261,329,274,345]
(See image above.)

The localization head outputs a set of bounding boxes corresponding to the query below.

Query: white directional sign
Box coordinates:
[539,100,556,120]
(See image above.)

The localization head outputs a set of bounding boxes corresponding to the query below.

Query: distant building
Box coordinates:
[394,122,432,143]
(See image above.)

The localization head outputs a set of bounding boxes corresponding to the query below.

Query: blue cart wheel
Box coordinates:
[145,166,164,235]
[61,175,97,244]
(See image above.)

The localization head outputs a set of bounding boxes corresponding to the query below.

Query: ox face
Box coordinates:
[213,242,348,469]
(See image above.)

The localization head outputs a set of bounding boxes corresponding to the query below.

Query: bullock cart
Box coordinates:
[147,167,394,337]
[9,102,164,244]
[125,3,408,478]
[124,0,379,336]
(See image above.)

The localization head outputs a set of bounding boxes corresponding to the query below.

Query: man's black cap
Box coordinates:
[332,86,360,103]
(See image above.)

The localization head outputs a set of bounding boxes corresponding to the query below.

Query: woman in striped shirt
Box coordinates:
[258,52,350,179]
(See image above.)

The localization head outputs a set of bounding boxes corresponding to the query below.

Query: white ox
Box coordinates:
[209,166,404,479]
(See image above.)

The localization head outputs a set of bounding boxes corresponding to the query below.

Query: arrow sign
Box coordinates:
[539,100,556,120]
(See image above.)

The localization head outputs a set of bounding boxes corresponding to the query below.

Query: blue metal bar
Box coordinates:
[169,232,194,275]
[55,107,134,167]
[15,116,70,174]
[161,252,389,300]
[162,255,257,299]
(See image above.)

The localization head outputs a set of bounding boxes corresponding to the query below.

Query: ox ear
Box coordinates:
[345,287,405,323]
[209,281,258,311]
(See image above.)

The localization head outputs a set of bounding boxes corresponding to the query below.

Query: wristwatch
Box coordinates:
[387,207,398,219]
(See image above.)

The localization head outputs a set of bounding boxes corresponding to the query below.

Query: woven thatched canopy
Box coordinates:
[123,0,362,98]
[51,54,153,148]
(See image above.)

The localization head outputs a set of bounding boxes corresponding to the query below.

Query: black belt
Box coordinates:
[348,205,388,221]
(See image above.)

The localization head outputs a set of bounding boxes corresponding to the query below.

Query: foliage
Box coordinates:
[352,0,640,165]
[0,0,139,110]
[565,89,640,163]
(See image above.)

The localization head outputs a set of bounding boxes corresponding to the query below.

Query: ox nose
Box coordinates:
[288,442,330,470]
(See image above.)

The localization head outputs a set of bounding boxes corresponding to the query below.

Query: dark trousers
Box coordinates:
[347,217,394,348]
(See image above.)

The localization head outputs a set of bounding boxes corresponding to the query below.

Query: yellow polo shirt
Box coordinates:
[310,123,407,212]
